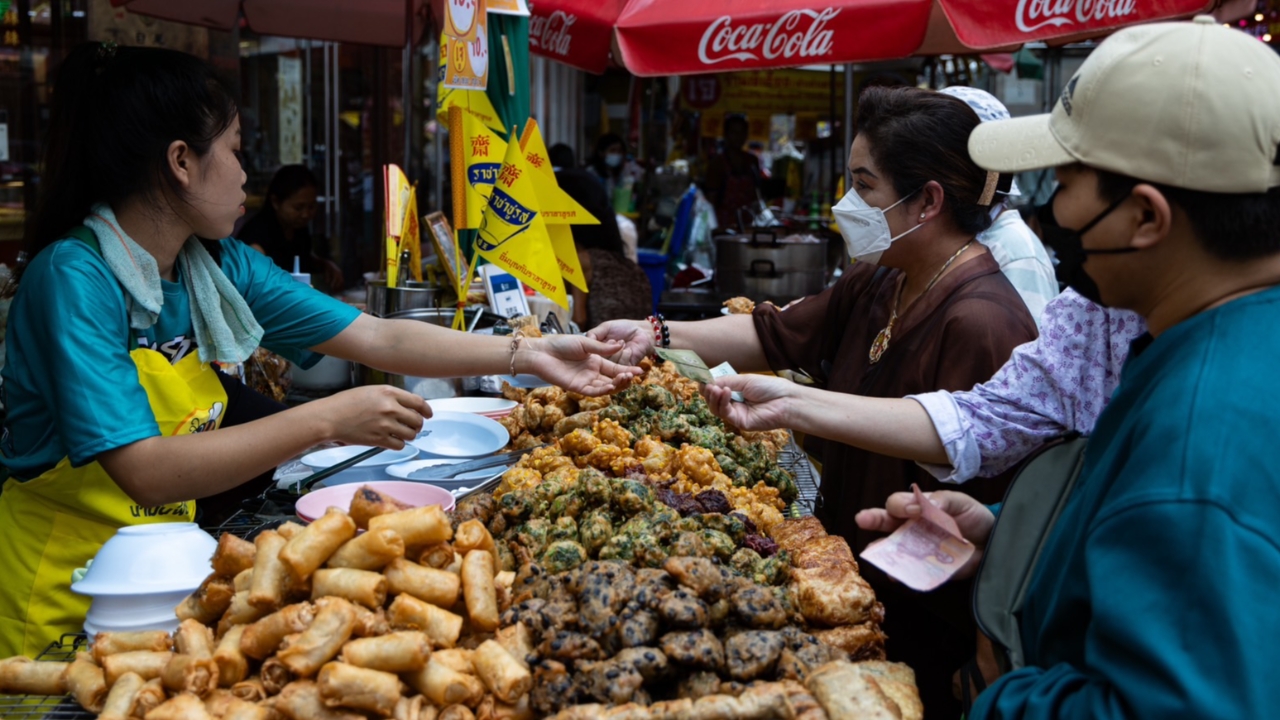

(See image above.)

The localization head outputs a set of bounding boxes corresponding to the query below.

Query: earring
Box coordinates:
[919,213,926,219]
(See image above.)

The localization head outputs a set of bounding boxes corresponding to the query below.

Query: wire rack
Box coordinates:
[778,437,821,518]
[0,635,93,720]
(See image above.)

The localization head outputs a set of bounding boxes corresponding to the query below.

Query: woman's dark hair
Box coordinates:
[548,143,577,170]
[556,168,625,255]
[854,86,1001,236]
[18,42,237,287]
[1094,168,1280,262]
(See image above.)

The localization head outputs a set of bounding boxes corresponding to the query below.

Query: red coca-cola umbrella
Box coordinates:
[112,0,431,47]
[530,0,1215,75]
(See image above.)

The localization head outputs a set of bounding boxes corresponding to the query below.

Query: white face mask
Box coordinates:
[831,186,924,264]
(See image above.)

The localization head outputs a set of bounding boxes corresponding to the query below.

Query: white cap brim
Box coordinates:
[969,114,1076,175]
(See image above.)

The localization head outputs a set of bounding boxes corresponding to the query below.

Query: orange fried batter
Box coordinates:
[594,419,633,449]
[560,428,602,457]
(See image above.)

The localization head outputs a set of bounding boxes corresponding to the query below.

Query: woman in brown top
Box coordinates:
[588,87,1038,718]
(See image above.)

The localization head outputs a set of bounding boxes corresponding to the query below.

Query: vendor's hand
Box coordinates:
[702,374,799,431]
[317,385,431,449]
[856,490,995,580]
[522,335,643,396]
[585,319,654,366]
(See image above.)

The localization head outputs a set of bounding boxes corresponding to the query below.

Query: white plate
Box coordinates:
[301,445,420,470]
[386,458,466,480]
[409,411,510,458]
[426,397,518,415]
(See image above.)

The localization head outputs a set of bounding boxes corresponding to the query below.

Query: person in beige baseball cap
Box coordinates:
[856,16,1280,720]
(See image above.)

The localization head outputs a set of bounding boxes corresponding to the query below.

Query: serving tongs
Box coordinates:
[406,444,547,481]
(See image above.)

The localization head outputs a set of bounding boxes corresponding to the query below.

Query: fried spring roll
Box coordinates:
[326,528,405,571]
[407,658,484,709]
[276,597,357,677]
[309,568,387,609]
[348,485,415,530]
[387,594,464,649]
[484,695,533,720]
[439,705,476,720]
[212,625,249,687]
[259,657,294,696]
[65,652,107,713]
[430,649,475,674]
[394,695,425,720]
[233,569,254,593]
[161,654,219,698]
[368,505,452,547]
[340,631,431,673]
[131,678,167,718]
[99,671,144,720]
[91,631,174,664]
[174,619,216,659]
[217,592,267,637]
[239,602,316,660]
[176,576,236,625]
[144,692,214,720]
[202,689,235,716]
[416,542,456,570]
[228,677,267,703]
[494,624,532,671]
[275,522,305,540]
[384,558,461,608]
[249,530,290,610]
[472,641,530,705]
[267,680,364,720]
[461,551,499,632]
[212,534,257,578]
[220,697,272,720]
[101,651,173,687]
[279,508,356,582]
[350,605,391,638]
[454,520,498,568]
[316,662,402,716]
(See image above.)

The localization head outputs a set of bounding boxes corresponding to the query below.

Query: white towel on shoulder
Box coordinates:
[84,203,263,364]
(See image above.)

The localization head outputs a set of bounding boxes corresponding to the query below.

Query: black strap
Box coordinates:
[959,656,989,714]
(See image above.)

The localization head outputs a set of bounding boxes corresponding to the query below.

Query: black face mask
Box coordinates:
[1039,192,1135,306]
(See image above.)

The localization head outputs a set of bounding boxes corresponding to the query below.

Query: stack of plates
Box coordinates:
[300,445,420,487]
[423,397,518,420]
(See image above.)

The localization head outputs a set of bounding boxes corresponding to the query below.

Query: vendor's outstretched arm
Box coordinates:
[98,385,430,507]
[703,375,949,465]
[316,314,640,396]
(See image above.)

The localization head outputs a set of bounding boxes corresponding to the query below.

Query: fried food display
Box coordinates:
[722,296,756,315]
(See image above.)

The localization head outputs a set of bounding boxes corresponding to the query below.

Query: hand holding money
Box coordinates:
[857,487,995,590]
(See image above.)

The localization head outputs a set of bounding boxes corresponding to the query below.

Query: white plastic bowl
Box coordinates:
[84,589,191,626]
[299,445,420,486]
[85,613,180,638]
[70,523,217,597]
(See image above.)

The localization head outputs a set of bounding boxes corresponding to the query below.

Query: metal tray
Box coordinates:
[778,437,821,518]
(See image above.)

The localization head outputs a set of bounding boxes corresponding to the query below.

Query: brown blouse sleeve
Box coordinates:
[751,262,881,383]
[931,284,1039,392]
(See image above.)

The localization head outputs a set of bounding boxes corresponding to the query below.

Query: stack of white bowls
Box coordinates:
[71,523,219,636]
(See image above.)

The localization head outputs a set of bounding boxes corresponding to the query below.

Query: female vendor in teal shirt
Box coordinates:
[0,43,637,657]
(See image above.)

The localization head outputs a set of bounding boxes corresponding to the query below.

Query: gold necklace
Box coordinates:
[869,240,974,364]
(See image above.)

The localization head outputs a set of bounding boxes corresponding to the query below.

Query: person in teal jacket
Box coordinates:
[853,16,1280,719]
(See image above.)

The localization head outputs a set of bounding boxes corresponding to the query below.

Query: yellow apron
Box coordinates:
[0,348,227,657]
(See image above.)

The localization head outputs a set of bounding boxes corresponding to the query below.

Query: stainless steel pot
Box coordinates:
[715,229,830,303]
[364,280,443,317]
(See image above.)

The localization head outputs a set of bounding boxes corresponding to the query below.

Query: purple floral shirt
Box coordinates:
[910,288,1147,483]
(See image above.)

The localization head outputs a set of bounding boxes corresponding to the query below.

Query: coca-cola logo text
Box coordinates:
[530,10,577,57]
[697,9,840,66]
[1016,0,1137,33]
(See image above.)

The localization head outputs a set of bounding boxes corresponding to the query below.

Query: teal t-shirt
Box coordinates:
[973,285,1280,720]
[0,236,360,479]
